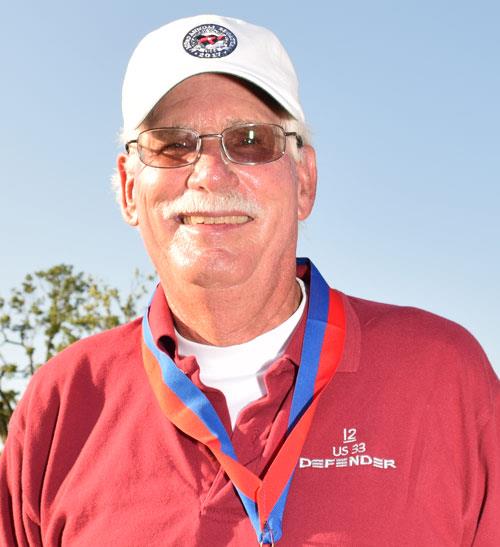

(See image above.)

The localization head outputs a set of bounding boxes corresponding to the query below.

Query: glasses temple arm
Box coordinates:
[125,140,138,153]
[284,132,304,148]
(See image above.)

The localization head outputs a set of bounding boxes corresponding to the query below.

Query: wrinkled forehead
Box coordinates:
[141,73,288,130]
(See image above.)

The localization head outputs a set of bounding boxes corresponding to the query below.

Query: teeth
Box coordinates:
[182,215,250,225]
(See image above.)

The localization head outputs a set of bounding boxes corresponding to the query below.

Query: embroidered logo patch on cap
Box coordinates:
[183,23,237,58]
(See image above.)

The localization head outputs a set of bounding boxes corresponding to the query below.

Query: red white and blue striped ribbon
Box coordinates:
[141,258,346,544]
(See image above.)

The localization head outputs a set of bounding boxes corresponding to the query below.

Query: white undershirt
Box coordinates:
[175,278,307,429]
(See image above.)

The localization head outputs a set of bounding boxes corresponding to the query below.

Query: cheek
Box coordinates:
[246,161,299,206]
[135,171,183,219]
[137,164,187,197]
[134,182,180,250]
[264,166,300,221]
[251,172,300,246]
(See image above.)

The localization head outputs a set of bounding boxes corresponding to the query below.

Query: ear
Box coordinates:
[296,145,317,221]
[117,153,138,226]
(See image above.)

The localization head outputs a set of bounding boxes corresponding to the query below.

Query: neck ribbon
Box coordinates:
[141,258,346,545]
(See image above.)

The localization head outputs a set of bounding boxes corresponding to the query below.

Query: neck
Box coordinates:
[161,263,301,346]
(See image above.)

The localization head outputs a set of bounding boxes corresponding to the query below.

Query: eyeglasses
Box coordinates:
[125,123,303,168]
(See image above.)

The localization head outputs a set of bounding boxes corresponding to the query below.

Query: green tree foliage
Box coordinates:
[0,264,154,441]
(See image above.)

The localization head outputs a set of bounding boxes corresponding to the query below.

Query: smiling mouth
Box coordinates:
[180,215,252,225]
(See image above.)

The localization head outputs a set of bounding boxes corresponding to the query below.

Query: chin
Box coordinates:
[167,247,255,289]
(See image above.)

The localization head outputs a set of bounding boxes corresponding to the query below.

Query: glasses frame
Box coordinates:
[125,123,304,168]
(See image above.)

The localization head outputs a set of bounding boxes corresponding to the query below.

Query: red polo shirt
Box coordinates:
[1,269,499,546]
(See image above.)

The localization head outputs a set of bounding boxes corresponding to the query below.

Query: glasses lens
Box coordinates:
[223,124,285,164]
[138,129,198,167]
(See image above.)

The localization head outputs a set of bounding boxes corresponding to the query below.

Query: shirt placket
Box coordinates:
[195,356,297,513]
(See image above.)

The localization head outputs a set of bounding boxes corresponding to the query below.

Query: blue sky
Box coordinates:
[1,1,498,374]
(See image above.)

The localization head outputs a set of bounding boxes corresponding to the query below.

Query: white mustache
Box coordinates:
[161,191,262,219]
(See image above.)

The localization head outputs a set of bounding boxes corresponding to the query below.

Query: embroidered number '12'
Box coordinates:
[343,428,357,443]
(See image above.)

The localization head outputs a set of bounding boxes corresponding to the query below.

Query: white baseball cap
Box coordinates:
[121,14,305,133]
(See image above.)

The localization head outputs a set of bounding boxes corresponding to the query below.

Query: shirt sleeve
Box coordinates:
[472,370,500,546]
[0,427,42,546]
[0,381,45,547]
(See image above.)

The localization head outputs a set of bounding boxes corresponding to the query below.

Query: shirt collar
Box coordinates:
[147,260,360,373]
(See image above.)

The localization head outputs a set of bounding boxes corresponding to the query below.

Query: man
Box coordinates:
[1,14,498,546]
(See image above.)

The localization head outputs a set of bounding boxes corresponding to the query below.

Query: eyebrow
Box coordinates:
[225,117,261,126]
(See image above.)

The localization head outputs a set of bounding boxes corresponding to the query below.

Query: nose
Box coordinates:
[186,136,239,192]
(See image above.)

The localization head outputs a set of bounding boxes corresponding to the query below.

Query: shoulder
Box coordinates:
[346,293,488,359]
[8,318,143,436]
[38,317,142,382]
[343,293,498,421]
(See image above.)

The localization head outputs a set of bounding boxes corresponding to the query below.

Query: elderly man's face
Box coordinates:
[118,74,316,290]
